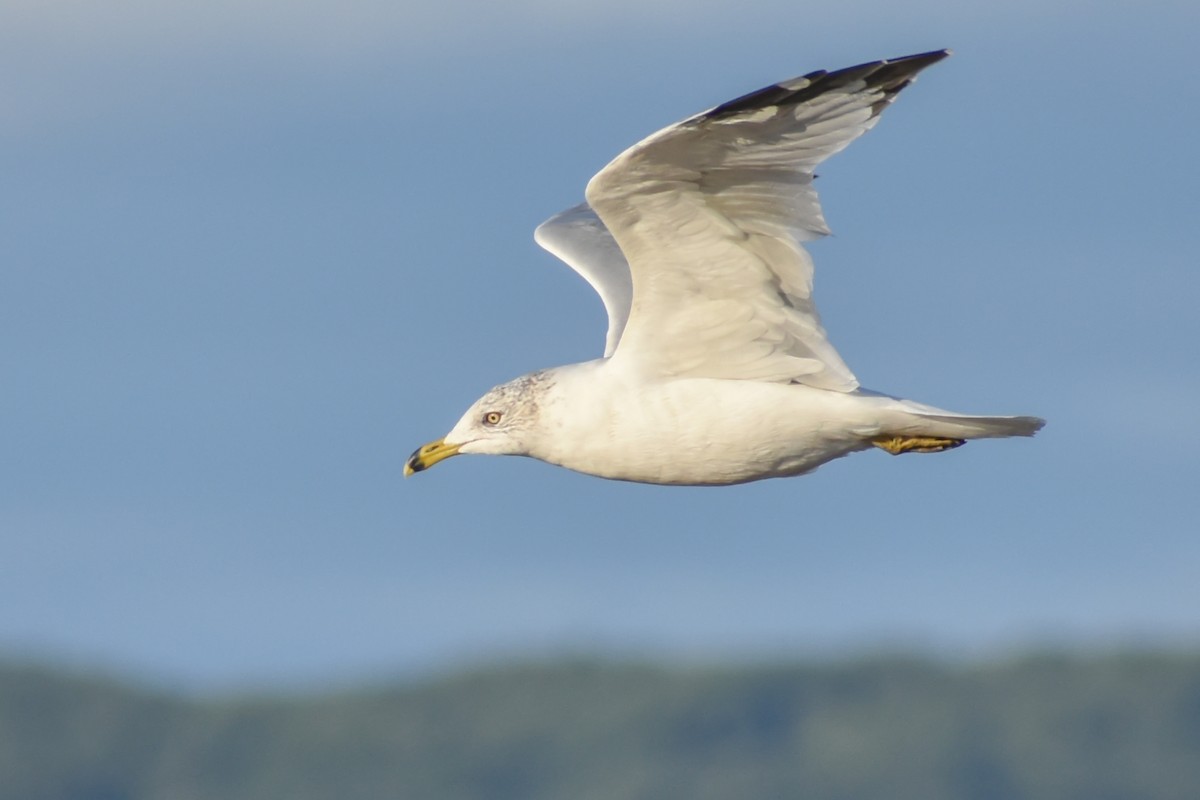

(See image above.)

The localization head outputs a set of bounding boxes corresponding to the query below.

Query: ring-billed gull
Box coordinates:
[406,50,1044,485]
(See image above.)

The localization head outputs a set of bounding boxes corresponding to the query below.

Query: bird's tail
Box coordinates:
[866,396,1044,454]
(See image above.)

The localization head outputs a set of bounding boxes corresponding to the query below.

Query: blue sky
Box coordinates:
[2,0,1197,689]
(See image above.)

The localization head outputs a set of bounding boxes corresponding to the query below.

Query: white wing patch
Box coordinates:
[534,203,633,358]
[581,50,949,391]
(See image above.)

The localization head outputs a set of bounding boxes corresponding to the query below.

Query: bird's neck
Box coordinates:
[528,359,673,481]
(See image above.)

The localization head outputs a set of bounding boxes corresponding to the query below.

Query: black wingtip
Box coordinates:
[866,49,951,90]
[701,49,952,123]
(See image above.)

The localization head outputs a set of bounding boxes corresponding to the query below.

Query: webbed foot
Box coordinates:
[871,436,966,455]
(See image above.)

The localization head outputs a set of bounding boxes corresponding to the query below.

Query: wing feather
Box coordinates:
[533,203,633,357]
[585,50,950,390]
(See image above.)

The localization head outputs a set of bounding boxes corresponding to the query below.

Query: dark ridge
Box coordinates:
[700,49,950,123]
[2,652,1199,800]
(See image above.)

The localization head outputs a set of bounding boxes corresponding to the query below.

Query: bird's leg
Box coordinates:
[871,436,966,455]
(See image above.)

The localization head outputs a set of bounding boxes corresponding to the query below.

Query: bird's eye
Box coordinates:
[483,411,503,426]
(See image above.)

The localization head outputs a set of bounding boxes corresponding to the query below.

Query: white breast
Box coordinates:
[531,362,880,485]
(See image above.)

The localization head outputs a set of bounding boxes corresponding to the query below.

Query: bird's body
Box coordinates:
[406,50,1044,486]
[507,362,875,485]
[435,360,1038,485]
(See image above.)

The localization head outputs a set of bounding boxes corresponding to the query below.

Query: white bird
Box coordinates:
[406,50,1044,486]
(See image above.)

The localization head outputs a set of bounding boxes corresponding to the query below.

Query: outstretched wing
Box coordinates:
[585,50,950,390]
[534,203,632,358]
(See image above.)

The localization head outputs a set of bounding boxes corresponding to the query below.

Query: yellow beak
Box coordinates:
[404,438,462,477]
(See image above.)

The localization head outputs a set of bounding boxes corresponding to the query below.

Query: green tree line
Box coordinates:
[1,651,1198,799]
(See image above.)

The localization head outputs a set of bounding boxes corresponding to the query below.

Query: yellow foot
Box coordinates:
[872,435,966,455]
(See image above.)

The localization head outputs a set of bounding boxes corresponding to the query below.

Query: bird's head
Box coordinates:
[404,372,552,476]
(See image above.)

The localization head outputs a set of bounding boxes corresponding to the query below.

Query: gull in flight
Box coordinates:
[406,50,1043,485]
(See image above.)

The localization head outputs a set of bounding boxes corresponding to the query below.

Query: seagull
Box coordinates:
[406,50,1043,486]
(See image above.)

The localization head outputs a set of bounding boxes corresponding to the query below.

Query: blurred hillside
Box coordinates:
[1,651,1198,800]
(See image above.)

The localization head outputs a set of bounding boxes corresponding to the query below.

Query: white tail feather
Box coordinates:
[878,397,1045,441]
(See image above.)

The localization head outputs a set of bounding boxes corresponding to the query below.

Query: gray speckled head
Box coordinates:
[415,370,560,470]
[473,370,553,421]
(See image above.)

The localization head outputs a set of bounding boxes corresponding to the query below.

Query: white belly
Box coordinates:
[536,375,884,486]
